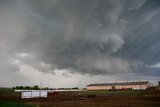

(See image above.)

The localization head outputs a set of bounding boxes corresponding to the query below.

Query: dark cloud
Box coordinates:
[0,0,160,78]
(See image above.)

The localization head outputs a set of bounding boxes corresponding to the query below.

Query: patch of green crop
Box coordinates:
[0,100,34,107]
[86,90,147,96]
[0,88,14,93]
[0,88,20,97]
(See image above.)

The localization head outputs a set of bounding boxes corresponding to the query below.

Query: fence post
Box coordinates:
[98,101,100,107]
[56,100,59,107]
[128,99,130,107]
[74,100,77,107]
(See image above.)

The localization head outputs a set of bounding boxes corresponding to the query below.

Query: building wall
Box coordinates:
[87,84,149,90]
[131,84,149,90]
[115,85,123,89]
[86,86,112,90]
[122,85,132,89]
[21,91,47,98]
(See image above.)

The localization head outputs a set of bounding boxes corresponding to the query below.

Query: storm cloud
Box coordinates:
[0,0,160,86]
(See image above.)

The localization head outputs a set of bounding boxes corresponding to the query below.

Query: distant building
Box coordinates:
[86,81,150,90]
[21,90,47,98]
[15,89,83,99]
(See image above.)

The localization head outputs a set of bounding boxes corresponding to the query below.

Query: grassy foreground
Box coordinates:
[0,88,160,107]
[0,100,34,107]
[86,90,148,96]
[0,88,34,107]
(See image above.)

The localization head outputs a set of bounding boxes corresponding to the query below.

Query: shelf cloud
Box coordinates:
[0,0,160,87]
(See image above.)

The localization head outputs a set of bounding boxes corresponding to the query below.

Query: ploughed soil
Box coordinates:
[0,89,160,107]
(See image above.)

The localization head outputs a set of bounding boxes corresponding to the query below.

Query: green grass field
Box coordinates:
[86,90,148,96]
[0,88,20,98]
[0,88,34,107]
[0,100,34,107]
[0,88,14,93]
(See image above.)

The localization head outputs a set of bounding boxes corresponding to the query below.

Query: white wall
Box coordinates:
[21,91,47,98]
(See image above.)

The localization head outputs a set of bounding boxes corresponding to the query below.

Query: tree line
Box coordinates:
[12,85,50,90]
[12,85,79,90]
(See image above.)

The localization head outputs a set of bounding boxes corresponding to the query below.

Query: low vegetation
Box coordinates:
[0,87,160,107]
[0,100,34,107]
[86,90,149,96]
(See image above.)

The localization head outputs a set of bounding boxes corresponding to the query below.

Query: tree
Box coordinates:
[19,86,24,89]
[25,86,31,89]
[33,85,39,90]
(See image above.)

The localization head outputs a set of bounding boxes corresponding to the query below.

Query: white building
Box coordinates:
[21,90,47,98]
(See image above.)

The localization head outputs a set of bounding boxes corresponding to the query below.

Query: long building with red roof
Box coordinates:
[86,81,150,90]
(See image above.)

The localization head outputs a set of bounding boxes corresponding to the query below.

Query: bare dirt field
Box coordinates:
[0,88,160,107]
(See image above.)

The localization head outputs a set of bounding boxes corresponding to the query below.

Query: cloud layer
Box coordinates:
[0,0,160,87]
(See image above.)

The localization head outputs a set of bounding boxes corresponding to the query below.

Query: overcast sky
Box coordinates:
[0,0,160,88]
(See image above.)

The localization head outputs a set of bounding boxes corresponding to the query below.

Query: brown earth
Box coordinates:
[1,90,160,107]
